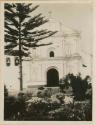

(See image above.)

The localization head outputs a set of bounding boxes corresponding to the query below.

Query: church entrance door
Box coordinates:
[47,68,59,87]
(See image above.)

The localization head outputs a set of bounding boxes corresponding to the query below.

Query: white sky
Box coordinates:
[34,3,93,55]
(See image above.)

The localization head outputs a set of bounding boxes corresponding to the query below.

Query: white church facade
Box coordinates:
[4,19,91,91]
[28,28,81,87]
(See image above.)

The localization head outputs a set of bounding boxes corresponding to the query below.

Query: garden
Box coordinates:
[4,73,92,121]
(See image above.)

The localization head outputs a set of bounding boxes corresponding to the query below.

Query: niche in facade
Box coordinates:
[6,57,11,66]
[14,57,19,66]
[49,51,54,57]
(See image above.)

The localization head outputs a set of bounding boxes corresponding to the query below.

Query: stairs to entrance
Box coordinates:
[26,85,60,95]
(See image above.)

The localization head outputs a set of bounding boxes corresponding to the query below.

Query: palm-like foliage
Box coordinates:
[5,3,57,90]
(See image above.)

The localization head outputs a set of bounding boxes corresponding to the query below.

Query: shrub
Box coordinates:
[4,93,92,121]
[4,85,8,97]
[59,73,92,101]
[48,102,92,121]
[25,97,51,120]
[4,92,26,120]
[4,95,17,120]
[37,88,51,98]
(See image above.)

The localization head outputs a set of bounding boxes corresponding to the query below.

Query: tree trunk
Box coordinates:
[19,19,23,91]
[19,55,23,91]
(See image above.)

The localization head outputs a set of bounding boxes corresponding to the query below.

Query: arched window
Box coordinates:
[6,57,11,66]
[14,57,19,66]
[50,51,54,57]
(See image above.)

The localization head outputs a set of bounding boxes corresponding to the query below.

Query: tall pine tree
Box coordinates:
[4,3,57,90]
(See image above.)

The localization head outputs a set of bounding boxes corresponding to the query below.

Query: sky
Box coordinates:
[34,3,93,55]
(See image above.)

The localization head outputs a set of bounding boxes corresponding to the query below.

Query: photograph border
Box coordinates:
[0,0,96,124]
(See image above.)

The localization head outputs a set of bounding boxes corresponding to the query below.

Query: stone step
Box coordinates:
[25,86,60,95]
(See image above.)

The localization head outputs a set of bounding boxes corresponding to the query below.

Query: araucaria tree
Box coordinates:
[5,3,57,90]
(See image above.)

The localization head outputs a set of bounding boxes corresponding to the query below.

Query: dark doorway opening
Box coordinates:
[47,68,59,87]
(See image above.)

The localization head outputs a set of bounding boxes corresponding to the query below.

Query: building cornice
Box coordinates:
[32,55,82,62]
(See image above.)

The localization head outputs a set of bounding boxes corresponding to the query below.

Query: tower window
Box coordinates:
[6,57,11,66]
[50,51,54,57]
[14,57,19,66]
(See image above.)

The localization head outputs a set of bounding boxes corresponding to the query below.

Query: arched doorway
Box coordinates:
[47,68,59,87]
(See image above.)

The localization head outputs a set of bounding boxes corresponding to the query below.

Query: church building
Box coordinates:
[28,19,81,87]
[4,18,90,91]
